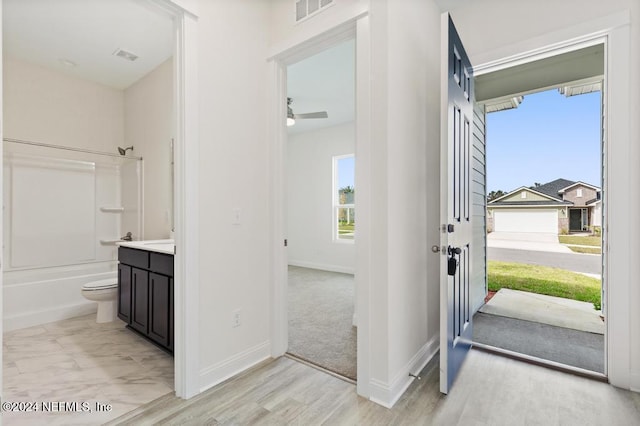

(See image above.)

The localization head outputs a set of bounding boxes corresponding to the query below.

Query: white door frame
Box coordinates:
[153,0,200,399]
[267,15,372,397]
[473,12,631,386]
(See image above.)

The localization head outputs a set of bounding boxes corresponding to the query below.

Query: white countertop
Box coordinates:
[116,239,175,255]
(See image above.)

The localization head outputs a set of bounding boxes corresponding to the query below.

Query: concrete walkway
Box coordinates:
[487,232,573,253]
[479,288,604,335]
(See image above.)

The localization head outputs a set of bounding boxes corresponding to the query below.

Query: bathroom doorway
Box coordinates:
[1,0,186,421]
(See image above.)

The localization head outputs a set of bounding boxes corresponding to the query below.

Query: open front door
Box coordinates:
[439,13,474,394]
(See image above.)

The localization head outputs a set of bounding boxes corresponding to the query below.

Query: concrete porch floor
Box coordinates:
[473,289,605,373]
[479,288,604,335]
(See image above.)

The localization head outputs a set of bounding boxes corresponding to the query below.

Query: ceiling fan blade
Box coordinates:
[294,111,328,119]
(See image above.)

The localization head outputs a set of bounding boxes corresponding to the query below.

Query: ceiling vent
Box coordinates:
[295,0,333,22]
[112,48,139,62]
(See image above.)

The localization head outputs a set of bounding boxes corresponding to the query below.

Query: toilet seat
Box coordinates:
[82,278,118,291]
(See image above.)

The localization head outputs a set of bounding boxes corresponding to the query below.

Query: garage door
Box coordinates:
[493,209,558,234]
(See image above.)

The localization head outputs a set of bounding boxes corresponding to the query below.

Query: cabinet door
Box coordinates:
[117,264,132,323]
[169,278,174,352]
[130,268,149,335]
[148,272,171,348]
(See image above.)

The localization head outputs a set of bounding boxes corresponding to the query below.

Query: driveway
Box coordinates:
[487,231,572,253]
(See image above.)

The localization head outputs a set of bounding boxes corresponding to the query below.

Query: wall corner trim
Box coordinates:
[199,341,271,393]
[369,336,439,408]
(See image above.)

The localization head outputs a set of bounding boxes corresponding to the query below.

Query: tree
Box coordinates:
[530,182,542,189]
[487,190,505,202]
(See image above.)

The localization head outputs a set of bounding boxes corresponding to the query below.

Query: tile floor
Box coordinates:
[3,314,174,425]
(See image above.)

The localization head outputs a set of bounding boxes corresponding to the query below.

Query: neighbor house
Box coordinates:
[487,178,602,234]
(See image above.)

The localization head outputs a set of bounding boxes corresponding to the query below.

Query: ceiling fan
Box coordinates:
[287,97,328,127]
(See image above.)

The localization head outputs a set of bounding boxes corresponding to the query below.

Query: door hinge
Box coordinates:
[284,239,288,247]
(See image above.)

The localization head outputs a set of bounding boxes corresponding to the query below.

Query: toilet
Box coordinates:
[81,277,118,323]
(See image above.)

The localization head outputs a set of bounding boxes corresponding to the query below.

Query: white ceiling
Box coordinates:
[287,39,355,134]
[3,0,174,90]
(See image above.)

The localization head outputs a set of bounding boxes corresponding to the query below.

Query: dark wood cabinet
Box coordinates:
[131,268,149,335]
[117,263,132,323]
[148,272,171,347]
[118,247,174,354]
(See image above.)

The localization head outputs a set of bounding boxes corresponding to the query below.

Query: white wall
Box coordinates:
[287,122,355,273]
[124,58,173,240]
[194,1,272,390]
[3,56,124,152]
[445,0,640,392]
[631,0,640,392]
[365,0,442,406]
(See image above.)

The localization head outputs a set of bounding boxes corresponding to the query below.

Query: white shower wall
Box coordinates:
[2,151,142,331]
[2,55,170,330]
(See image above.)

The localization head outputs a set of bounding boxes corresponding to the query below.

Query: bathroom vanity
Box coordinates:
[116,240,175,354]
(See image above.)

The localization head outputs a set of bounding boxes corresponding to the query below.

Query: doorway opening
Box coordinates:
[0,0,195,421]
[473,44,606,377]
[284,39,357,382]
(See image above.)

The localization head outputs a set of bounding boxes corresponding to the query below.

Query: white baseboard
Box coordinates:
[4,301,97,331]
[288,259,355,275]
[369,335,439,408]
[199,341,271,393]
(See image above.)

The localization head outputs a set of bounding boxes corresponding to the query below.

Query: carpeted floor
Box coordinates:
[287,266,357,380]
[473,312,604,373]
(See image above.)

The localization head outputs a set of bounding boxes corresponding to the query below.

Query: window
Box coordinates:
[577,188,583,197]
[333,155,355,242]
[521,191,527,199]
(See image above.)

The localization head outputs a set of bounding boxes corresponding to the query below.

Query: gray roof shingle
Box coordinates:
[532,178,575,200]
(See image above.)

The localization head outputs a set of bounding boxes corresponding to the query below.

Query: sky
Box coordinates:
[337,155,355,189]
[486,89,601,193]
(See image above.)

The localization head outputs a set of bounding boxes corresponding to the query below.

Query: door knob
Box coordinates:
[431,245,441,253]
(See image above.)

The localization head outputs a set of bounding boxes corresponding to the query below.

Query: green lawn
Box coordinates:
[338,223,355,232]
[558,235,601,247]
[488,260,601,309]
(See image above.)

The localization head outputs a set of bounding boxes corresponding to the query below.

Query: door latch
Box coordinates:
[447,246,461,276]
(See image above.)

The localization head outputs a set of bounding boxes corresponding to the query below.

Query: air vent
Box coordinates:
[112,48,139,62]
[295,0,333,22]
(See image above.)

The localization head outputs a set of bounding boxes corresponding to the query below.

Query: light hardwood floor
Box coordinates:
[3,314,174,425]
[111,349,640,425]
